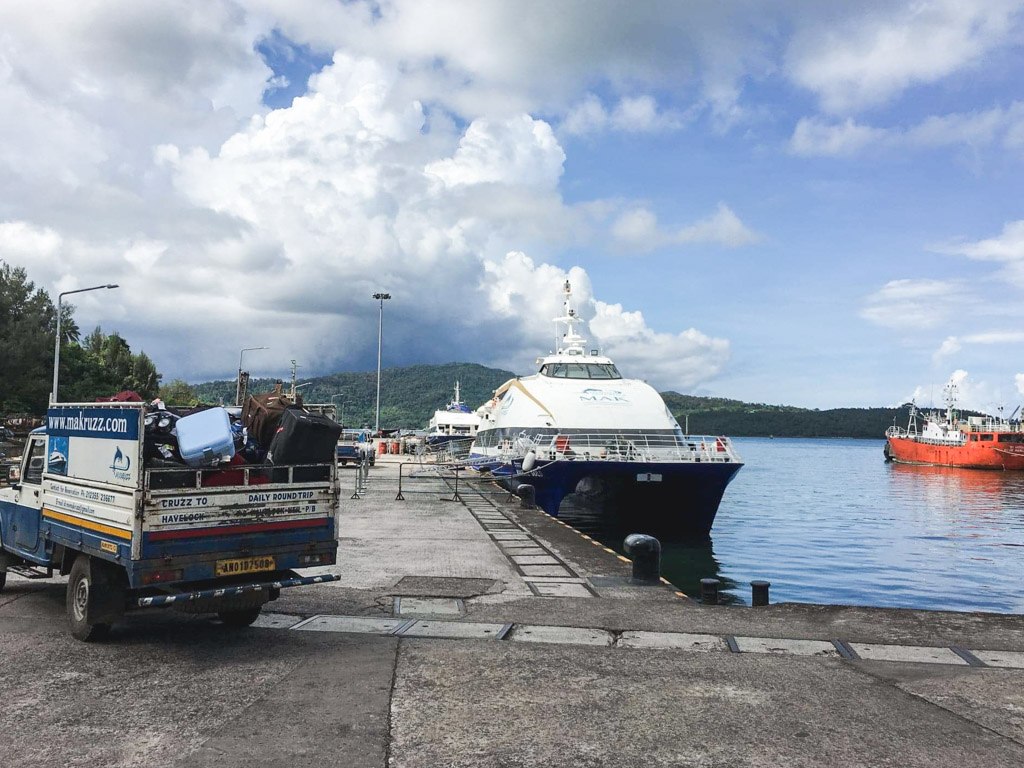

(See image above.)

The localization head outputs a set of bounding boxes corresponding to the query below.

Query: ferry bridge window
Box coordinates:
[998,434,1024,443]
[979,434,994,441]
[541,363,622,379]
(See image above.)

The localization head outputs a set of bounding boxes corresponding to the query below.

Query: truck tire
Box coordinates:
[67,555,112,642]
[218,607,262,628]
[0,570,6,593]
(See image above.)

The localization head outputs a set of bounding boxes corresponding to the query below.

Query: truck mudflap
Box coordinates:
[135,572,340,608]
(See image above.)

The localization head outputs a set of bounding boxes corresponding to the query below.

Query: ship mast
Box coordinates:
[944,382,958,426]
[554,280,587,354]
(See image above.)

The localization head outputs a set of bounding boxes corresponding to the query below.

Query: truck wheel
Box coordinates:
[0,570,6,593]
[67,555,111,642]
[218,607,262,628]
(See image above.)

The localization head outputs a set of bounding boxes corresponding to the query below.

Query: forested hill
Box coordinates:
[662,393,911,439]
[191,362,916,438]
[191,362,515,429]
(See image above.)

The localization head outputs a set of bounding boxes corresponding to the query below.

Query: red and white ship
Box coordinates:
[884,385,1024,470]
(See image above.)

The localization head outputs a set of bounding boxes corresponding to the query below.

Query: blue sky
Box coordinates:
[3,1,1024,412]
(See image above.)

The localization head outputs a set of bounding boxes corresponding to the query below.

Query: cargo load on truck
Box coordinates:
[0,401,342,641]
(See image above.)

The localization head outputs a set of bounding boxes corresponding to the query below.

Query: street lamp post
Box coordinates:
[51,283,119,403]
[236,346,269,405]
[372,292,391,434]
[330,393,346,426]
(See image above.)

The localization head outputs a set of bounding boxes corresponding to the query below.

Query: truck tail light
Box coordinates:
[142,569,183,585]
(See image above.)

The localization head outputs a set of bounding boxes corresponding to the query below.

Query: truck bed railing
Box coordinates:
[146,462,335,491]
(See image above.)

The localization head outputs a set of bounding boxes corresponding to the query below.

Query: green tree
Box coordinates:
[127,351,161,399]
[0,261,165,411]
[0,262,56,413]
[100,332,134,385]
[160,379,199,407]
[83,326,104,354]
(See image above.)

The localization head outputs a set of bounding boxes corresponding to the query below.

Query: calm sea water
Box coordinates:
[558,437,1024,613]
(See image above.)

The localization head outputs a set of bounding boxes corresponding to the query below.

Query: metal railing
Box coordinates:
[489,431,740,465]
[147,462,335,491]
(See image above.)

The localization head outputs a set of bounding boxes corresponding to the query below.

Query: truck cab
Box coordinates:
[0,430,47,566]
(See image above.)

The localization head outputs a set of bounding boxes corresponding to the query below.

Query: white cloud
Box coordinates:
[7,0,1020,402]
[260,1,779,125]
[561,94,689,137]
[933,330,1024,363]
[861,279,964,329]
[123,239,168,271]
[560,94,609,136]
[908,370,1001,412]
[789,102,1024,157]
[0,220,63,263]
[933,336,962,362]
[785,1,1022,113]
[482,252,728,390]
[677,203,761,247]
[1015,373,1024,397]
[143,53,728,386]
[425,115,564,188]
[790,117,888,156]
[938,369,1011,414]
[611,203,760,253]
[936,220,1024,261]
[590,301,731,389]
[611,209,661,250]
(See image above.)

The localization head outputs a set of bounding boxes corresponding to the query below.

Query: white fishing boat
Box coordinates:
[468,280,743,534]
[426,381,481,452]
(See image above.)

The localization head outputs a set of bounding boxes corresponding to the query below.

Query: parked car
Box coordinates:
[336,429,375,466]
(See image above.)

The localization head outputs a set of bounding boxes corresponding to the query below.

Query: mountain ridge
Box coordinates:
[189,362,920,438]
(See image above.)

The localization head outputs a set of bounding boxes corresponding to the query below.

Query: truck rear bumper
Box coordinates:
[135,571,340,608]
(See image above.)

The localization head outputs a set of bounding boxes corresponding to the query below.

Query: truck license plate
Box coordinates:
[636,473,662,482]
[215,555,276,577]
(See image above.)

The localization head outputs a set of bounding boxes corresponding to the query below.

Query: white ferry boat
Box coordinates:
[426,381,481,451]
[468,281,743,535]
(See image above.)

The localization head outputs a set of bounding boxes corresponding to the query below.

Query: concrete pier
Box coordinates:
[1,453,1023,767]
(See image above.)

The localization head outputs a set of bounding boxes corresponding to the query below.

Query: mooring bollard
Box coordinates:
[623,534,661,583]
[700,577,720,605]
[751,579,771,606]
[517,483,536,509]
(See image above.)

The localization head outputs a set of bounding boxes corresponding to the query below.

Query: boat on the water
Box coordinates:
[884,385,1024,469]
[426,381,481,452]
[468,280,743,535]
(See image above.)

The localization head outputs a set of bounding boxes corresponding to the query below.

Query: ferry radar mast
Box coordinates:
[554,280,587,355]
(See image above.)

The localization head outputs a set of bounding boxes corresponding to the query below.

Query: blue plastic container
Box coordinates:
[175,407,236,467]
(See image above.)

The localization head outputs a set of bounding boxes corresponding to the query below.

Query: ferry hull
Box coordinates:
[479,458,743,536]
[885,438,1024,470]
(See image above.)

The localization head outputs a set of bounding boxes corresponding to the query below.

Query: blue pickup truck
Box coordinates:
[336,429,375,466]
[0,403,340,640]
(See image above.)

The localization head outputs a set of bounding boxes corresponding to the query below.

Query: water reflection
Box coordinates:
[556,438,1024,613]
[887,462,1024,518]
[558,493,742,603]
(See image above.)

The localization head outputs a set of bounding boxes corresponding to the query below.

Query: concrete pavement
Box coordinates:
[1,453,1022,767]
